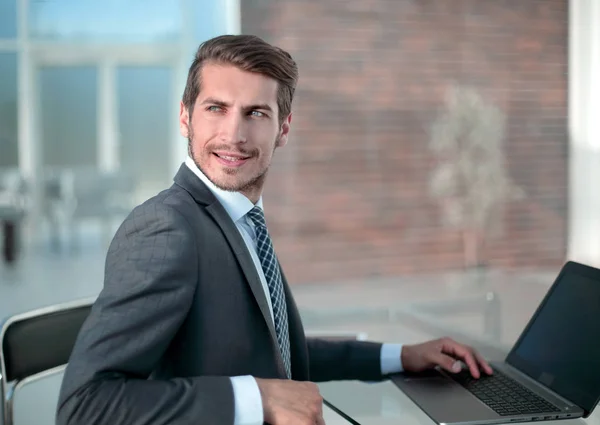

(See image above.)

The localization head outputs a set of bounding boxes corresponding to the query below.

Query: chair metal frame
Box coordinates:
[0,297,95,425]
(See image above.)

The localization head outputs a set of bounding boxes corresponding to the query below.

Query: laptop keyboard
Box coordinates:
[448,368,561,416]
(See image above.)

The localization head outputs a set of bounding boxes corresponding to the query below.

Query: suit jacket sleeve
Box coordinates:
[306,338,385,382]
[56,201,235,425]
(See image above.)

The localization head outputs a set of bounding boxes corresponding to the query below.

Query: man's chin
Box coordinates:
[209,175,251,193]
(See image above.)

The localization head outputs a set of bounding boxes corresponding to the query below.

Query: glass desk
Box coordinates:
[297,271,599,424]
[319,379,600,425]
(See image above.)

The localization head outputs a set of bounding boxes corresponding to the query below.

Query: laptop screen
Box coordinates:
[507,264,600,413]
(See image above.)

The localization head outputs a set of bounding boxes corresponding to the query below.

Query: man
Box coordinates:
[56,34,492,425]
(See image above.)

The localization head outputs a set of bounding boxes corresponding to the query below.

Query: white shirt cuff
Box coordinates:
[381,343,404,375]
[230,376,264,425]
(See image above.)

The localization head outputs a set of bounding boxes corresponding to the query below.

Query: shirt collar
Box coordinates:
[184,156,263,223]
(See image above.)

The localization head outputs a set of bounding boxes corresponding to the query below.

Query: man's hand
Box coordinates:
[255,378,325,425]
[401,337,493,378]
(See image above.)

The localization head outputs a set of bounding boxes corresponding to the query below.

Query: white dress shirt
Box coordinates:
[185,157,404,425]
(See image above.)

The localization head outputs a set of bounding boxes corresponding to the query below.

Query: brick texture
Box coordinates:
[241,0,568,284]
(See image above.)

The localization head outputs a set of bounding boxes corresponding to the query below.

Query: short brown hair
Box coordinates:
[182,34,299,124]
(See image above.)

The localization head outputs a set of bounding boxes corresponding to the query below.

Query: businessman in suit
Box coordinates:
[56,34,492,425]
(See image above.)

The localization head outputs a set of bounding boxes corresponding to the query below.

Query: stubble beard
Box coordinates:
[187,125,277,195]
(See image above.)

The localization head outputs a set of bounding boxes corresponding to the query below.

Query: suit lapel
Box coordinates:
[173,164,286,376]
[205,203,281,345]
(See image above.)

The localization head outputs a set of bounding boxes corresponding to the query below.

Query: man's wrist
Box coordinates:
[230,376,264,425]
[381,343,404,375]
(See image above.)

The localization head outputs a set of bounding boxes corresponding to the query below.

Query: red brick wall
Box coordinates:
[241,0,568,284]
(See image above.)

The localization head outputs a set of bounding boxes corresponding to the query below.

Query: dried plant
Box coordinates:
[428,85,524,268]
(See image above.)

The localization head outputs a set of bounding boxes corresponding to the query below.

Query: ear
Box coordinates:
[179,101,190,138]
[276,113,292,148]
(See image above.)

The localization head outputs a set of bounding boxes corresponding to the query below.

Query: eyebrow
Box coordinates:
[200,97,274,113]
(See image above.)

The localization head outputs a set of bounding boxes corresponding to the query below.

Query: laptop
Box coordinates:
[392,260,600,425]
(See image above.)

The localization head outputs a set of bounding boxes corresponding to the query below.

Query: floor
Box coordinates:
[0,225,576,424]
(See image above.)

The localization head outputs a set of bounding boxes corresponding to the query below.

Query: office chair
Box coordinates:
[305,330,368,341]
[0,298,94,425]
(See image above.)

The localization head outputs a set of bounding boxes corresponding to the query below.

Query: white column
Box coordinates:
[568,0,600,266]
[98,60,119,172]
[225,0,241,34]
[17,51,36,179]
[17,0,35,178]
[17,0,44,244]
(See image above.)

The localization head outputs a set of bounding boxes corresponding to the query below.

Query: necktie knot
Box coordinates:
[247,206,267,230]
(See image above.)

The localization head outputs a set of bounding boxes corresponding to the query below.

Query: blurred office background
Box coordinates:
[0,0,599,423]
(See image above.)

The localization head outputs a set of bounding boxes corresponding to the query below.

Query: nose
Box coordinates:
[219,112,247,144]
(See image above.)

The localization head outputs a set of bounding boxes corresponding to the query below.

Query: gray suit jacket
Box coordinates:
[56,164,385,425]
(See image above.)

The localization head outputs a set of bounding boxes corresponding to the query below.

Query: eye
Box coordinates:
[207,105,222,112]
[250,110,265,117]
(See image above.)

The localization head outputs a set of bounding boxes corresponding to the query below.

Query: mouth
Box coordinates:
[213,152,251,167]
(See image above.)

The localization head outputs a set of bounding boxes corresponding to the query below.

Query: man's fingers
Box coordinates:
[474,350,493,375]
[459,346,492,376]
[315,403,326,425]
[442,340,481,378]
[433,352,463,374]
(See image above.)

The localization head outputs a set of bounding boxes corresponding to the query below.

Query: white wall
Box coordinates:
[568,0,600,266]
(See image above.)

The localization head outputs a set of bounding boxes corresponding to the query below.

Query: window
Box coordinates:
[0,53,18,167]
[0,0,17,39]
[29,0,182,42]
[118,66,172,201]
[39,66,98,167]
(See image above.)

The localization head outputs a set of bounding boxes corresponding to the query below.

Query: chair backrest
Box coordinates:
[0,298,94,425]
